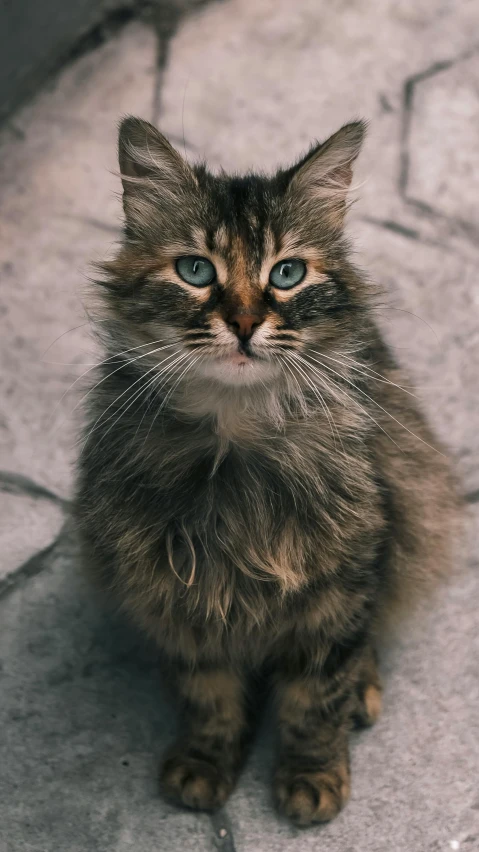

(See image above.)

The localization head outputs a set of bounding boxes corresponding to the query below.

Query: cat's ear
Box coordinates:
[287,120,366,226]
[118,116,195,226]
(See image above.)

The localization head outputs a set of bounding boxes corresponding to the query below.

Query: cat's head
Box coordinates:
[98,116,371,392]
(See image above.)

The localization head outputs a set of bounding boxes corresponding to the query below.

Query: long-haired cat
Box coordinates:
[75,117,459,826]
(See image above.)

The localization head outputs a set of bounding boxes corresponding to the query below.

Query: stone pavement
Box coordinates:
[0,2,478,850]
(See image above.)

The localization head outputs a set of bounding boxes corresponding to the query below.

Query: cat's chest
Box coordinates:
[149,423,372,559]
[110,422,382,646]
[159,429,326,516]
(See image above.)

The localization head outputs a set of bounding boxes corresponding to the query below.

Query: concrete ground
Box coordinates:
[0,2,478,850]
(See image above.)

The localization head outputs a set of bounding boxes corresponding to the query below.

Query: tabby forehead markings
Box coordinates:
[213,225,230,253]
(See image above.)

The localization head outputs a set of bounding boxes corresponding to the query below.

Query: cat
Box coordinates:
[74,116,459,826]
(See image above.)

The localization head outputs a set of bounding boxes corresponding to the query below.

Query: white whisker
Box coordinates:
[40,318,110,360]
[303,352,444,456]
[50,338,178,427]
[79,349,186,449]
[93,353,189,448]
[58,341,179,428]
[278,355,308,416]
[285,352,344,453]
[133,351,197,438]
[294,351,403,452]
[319,350,419,397]
[144,352,202,442]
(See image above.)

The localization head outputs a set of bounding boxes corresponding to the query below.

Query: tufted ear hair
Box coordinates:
[287,120,367,226]
[118,116,196,228]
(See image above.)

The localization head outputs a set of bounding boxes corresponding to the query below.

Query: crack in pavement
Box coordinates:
[0,470,69,509]
[398,44,479,246]
[0,472,70,598]
[209,809,237,852]
[359,216,464,255]
[0,521,72,600]
[149,0,227,126]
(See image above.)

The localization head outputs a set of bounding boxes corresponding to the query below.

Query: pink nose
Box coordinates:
[227,313,263,342]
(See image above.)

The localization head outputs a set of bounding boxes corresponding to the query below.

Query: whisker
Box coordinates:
[93,352,189,448]
[79,349,185,448]
[161,353,202,411]
[132,351,195,438]
[288,356,344,452]
[330,350,443,390]
[144,352,202,442]
[279,354,308,415]
[56,341,178,426]
[381,306,439,343]
[43,360,101,366]
[98,339,180,365]
[309,349,419,399]
[285,352,344,453]
[293,352,403,453]
[51,337,176,419]
[291,352,349,408]
[303,352,444,456]
[40,318,110,359]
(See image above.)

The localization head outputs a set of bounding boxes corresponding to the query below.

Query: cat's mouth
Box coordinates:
[200,346,277,386]
[217,350,260,370]
[225,352,251,366]
[222,342,261,365]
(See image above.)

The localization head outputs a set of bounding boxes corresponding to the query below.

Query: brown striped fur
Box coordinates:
[75,117,460,826]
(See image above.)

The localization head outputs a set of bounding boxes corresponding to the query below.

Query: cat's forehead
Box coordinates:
[181,171,327,290]
[209,221,273,265]
[204,174,276,254]
[192,174,282,265]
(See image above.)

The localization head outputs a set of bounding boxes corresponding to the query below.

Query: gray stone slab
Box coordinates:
[0,525,214,852]
[159,0,477,178]
[0,22,157,497]
[354,222,479,493]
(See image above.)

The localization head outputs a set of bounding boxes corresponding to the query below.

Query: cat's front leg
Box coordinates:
[273,641,381,827]
[160,665,252,811]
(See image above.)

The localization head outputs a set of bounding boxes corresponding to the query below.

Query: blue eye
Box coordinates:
[269,259,306,289]
[176,256,216,287]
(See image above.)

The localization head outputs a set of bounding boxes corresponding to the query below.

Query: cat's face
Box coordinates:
[99,118,369,391]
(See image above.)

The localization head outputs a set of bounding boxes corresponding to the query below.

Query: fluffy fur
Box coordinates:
[75,117,459,826]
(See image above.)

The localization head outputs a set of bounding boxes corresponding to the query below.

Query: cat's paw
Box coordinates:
[353,683,383,728]
[160,751,233,811]
[274,765,350,827]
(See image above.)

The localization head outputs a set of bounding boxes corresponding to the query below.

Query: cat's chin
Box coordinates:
[199,354,279,387]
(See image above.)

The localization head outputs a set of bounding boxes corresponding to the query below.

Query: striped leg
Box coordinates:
[273,642,381,826]
[160,667,250,811]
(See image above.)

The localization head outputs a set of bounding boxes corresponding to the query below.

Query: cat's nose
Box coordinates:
[227,313,263,343]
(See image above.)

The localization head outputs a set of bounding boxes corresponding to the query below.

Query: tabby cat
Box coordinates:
[75,117,458,826]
